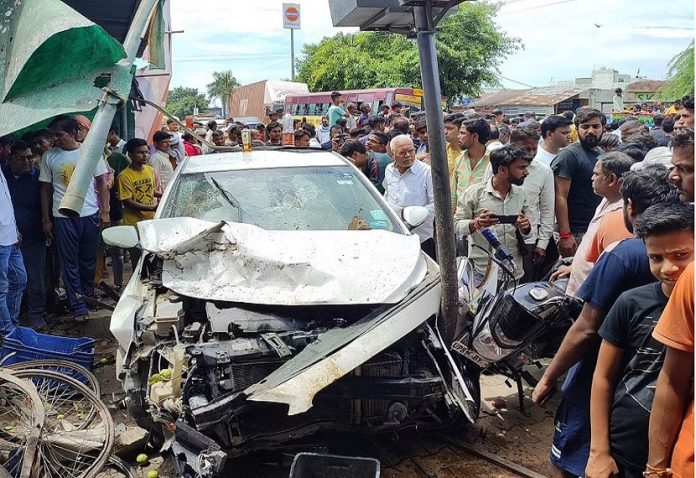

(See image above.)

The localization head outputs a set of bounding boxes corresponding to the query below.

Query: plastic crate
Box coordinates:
[0,327,95,371]
[289,453,380,478]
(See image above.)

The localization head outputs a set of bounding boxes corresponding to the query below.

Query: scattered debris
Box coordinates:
[114,426,150,457]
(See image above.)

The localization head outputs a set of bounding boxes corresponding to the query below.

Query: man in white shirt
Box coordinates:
[383,135,436,259]
[0,168,27,335]
[345,103,358,131]
[150,131,176,190]
[107,128,127,154]
[536,115,573,167]
[508,127,557,281]
[40,115,110,321]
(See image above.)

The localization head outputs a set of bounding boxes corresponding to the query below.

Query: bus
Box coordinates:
[284,87,427,126]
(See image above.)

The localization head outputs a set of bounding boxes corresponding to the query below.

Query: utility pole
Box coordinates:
[328,0,468,345]
[291,29,295,80]
[59,0,160,216]
[283,3,300,81]
[412,3,458,345]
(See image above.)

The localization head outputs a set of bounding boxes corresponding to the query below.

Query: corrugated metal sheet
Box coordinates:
[627,80,665,92]
[469,89,528,108]
[505,87,583,106]
[471,87,583,108]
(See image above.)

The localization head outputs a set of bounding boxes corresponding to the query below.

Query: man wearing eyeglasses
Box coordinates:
[383,135,436,259]
[2,140,40,329]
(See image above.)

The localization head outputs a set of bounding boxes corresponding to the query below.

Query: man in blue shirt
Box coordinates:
[532,165,680,478]
[3,140,45,329]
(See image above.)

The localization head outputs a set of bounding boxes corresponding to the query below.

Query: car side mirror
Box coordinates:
[102,225,140,249]
[402,206,429,230]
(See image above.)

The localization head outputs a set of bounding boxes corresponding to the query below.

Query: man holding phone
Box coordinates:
[454,145,532,281]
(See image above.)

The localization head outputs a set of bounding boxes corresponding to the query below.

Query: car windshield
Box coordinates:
[162,166,400,232]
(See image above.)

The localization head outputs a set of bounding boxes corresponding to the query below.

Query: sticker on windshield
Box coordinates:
[370,210,388,221]
[336,179,353,185]
[368,220,389,230]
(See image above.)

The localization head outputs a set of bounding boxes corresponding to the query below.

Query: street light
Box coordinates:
[328,0,468,346]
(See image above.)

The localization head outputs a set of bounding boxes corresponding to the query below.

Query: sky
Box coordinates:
[169,0,694,103]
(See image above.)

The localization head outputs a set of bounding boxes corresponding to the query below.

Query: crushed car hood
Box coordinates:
[137,218,427,305]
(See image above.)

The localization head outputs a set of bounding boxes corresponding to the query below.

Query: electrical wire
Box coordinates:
[499,0,578,15]
[498,75,536,88]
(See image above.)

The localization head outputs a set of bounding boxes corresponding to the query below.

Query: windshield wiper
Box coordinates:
[210,177,242,222]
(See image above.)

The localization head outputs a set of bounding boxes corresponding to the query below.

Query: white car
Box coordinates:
[104,148,475,477]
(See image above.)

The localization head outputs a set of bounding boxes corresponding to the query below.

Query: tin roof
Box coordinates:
[471,86,583,108]
[627,80,666,92]
[470,89,529,107]
[505,87,583,106]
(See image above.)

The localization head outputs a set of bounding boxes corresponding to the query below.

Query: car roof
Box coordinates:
[181,148,349,174]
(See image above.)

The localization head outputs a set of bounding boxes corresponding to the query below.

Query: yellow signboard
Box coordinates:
[412,88,424,97]
[395,94,421,107]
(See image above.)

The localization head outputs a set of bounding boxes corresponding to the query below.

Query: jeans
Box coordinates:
[19,241,46,327]
[0,244,27,334]
[54,214,100,317]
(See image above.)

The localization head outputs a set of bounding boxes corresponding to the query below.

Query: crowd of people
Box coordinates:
[0,88,694,478]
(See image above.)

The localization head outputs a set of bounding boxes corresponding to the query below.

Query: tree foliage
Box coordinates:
[659,42,694,100]
[207,70,239,117]
[166,86,208,119]
[296,2,519,101]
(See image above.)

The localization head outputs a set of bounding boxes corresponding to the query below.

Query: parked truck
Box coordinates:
[228,80,309,125]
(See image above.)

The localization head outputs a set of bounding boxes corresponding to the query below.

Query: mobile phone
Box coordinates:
[539,389,557,407]
[494,214,518,224]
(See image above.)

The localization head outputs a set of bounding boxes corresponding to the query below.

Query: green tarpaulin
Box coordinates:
[0,0,128,136]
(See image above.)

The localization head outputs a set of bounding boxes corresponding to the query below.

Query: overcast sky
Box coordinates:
[170,0,694,100]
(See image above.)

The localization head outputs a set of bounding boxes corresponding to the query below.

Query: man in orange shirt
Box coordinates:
[552,152,635,296]
[646,128,694,478]
[646,263,694,478]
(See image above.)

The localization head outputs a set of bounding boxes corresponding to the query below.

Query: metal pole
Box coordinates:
[413,4,458,345]
[290,28,296,81]
[58,0,159,217]
[119,106,128,141]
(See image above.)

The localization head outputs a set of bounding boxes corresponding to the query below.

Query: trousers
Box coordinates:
[0,244,27,334]
[19,241,46,326]
[53,214,100,317]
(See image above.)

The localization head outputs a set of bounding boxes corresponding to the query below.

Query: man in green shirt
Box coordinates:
[452,118,491,214]
[328,91,349,127]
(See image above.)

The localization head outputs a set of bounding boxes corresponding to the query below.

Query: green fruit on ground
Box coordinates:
[147,471,159,478]
[136,453,149,465]
[160,369,172,380]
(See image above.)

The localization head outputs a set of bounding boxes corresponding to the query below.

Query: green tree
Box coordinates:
[166,86,208,119]
[296,2,519,101]
[207,70,240,118]
[659,42,694,100]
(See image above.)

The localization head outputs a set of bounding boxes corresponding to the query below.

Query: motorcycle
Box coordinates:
[451,228,582,415]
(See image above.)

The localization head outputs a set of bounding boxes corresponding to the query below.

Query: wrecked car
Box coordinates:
[104,149,477,476]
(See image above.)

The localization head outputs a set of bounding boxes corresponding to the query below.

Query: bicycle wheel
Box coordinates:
[9,369,114,478]
[7,360,100,396]
[0,370,44,478]
[95,455,138,478]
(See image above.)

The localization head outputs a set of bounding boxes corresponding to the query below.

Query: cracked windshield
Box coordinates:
[165,166,399,231]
